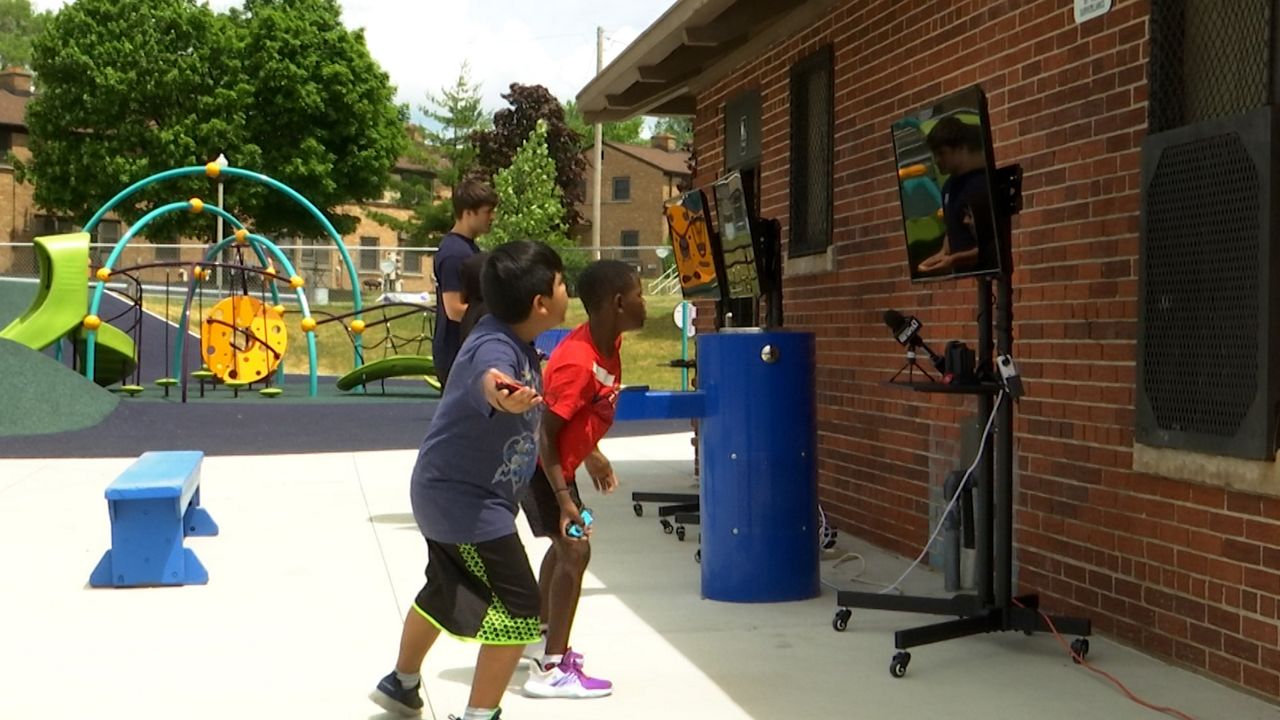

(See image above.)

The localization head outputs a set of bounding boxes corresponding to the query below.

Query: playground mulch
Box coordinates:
[0,338,120,437]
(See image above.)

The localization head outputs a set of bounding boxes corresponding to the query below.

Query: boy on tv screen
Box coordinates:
[916,115,998,276]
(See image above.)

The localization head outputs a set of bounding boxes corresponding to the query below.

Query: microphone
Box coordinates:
[883,309,945,372]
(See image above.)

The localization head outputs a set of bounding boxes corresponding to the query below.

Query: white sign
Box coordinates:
[672,301,697,338]
[380,258,397,275]
[1074,0,1111,24]
[655,247,670,259]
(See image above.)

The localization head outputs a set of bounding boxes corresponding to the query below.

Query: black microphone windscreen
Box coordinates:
[884,309,904,330]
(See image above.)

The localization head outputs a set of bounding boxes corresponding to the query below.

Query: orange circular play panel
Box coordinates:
[201,296,288,383]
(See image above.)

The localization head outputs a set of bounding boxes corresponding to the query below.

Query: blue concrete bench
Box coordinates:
[89,451,219,588]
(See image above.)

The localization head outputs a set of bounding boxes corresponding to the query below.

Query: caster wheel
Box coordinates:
[1071,638,1090,663]
[633,503,643,517]
[889,651,911,678]
[694,549,701,563]
[832,608,852,632]
[676,525,687,541]
[661,520,674,534]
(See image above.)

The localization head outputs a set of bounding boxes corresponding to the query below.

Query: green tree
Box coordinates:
[371,63,490,246]
[473,83,586,227]
[652,116,693,147]
[485,120,585,285]
[0,0,50,69]
[562,98,644,148]
[18,0,406,243]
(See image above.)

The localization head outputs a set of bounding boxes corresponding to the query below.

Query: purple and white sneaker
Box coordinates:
[522,649,613,699]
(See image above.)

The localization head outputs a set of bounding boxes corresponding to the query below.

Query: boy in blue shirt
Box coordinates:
[371,240,573,720]
[433,179,498,387]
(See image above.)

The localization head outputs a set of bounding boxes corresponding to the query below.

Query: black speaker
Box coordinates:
[1136,104,1280,460]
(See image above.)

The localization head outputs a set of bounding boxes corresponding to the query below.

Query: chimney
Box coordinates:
[650,133,677,152]
[0,67,32,95]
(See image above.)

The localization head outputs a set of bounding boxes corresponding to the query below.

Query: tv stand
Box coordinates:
[833,166,1091,677]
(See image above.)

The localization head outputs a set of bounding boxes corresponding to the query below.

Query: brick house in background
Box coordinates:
[575,134,690,276]
[0,66,436,295]
[580,0,1280,702]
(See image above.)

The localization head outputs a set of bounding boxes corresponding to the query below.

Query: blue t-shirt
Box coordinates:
[410,315,544,544]
[432,232,480,379]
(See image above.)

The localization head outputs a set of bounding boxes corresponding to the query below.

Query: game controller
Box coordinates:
[566,507,594,539]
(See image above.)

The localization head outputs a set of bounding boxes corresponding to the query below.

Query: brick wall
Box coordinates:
[692,0,1280,699]
[579,145,684,274]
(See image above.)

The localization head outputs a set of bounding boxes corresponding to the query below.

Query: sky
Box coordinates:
[31,0,678,124]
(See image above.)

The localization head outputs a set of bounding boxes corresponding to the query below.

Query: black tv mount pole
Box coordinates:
[832,164,1092,678]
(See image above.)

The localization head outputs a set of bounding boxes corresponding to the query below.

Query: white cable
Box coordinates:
[871,390,1005,595]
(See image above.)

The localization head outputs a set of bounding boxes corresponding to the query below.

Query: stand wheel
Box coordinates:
[661,520,674,534]
[633,503,644,517]
[832,608,852,632]
[1071,638,1090,663]
[890,651,911,678]
[694,549,701,563]
[676,525,687,541]
[890,648,911,676]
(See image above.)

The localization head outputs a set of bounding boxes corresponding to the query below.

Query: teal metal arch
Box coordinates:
[81,164,369,397]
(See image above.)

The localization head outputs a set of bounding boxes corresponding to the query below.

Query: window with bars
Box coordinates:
[360,237,379,271]
[1149,0,1273,133]
[620,230,639,260]
[399,234,422,274]
[788,45,834,257]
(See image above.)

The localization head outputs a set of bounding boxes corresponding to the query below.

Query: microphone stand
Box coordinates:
[888,337,938,384]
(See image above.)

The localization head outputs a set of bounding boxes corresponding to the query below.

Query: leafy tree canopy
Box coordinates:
[19,0,407,242]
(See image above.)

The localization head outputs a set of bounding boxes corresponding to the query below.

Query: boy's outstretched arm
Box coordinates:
[538,412,589,539]
[584,447,618,495]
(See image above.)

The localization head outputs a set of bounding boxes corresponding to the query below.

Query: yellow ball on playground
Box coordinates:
[272,304,286,315]
[300,317,317,332]
[189,198,205,213]
[83,314,102,330]
[289,275,305,289]
[95,267,111,281]
[350,319,366,334]
[205,161,222,179]
[193,267,206,281]
[234,229,249,245]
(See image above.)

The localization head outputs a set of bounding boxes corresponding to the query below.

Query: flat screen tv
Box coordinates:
[663,188,721,300]
[891,84,1004,282]
[711,171,761,300]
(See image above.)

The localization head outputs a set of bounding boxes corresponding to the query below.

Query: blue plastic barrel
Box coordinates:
[535,328,572,359]
[697,330,819,602]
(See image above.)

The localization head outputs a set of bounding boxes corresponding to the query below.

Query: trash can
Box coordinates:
[698,329,819,602]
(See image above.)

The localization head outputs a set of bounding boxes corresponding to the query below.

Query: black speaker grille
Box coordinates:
[1148,0,1272,134]
[1143,133,1260,436]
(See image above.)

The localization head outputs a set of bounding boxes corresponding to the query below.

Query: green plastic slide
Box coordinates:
[0,232,137,386]
[76,322,137,386]
[336,355,437,391]
[0,233,91,349]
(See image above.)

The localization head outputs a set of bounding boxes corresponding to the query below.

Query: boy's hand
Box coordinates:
[584,451,618,494]
[484,369,541,414]
[559,499,590,541]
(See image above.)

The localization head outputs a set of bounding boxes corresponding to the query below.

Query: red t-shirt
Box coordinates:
[542,323,622,479]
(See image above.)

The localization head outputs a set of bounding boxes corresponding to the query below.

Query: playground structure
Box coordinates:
[0,162,441,399]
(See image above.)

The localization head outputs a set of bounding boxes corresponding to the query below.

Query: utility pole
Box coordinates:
[592,25,604,261]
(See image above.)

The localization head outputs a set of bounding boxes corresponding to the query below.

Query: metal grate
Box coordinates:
[789,45,833,257]
[1142,133,1260,436]
[1149,0,1273,133]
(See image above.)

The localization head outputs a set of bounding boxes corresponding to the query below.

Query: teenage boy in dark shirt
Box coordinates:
[433,179,497,387]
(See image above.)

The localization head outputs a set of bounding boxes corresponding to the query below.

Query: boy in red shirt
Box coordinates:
[519,260,646,699]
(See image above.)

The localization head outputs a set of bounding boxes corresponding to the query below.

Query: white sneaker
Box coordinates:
[522,650,612,699]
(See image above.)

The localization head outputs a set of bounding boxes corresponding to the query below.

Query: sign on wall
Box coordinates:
[1074,0,1112,24]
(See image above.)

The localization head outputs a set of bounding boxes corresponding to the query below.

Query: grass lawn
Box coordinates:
[157,293,691,390]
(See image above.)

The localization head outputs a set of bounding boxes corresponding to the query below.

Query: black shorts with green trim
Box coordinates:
[413,533,542,645]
